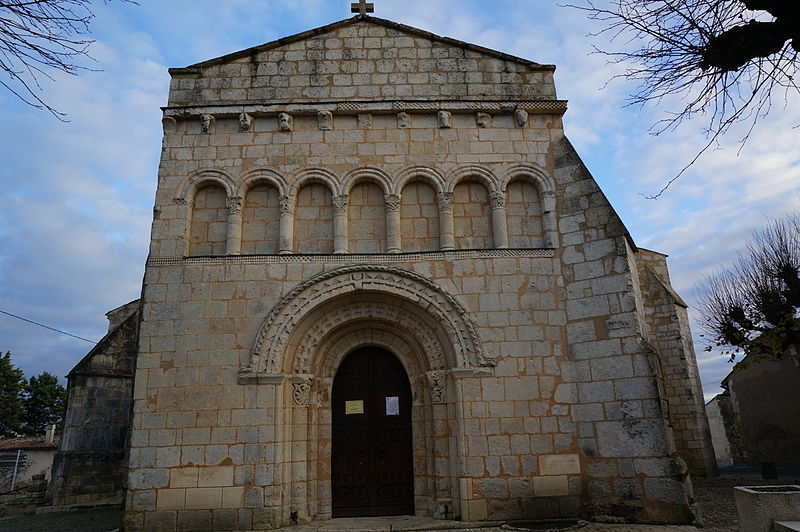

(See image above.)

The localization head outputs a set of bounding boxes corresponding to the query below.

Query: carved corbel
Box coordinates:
[318,111,333,131]
[514,108,529,127]
[201,114,215,133]
[162,116,177,134]
[239,112,253,131]
[358,113,373,129]
[278,112,293,132]
[438,110,452,129]
[397,112,410,129]
[476,112,491,128]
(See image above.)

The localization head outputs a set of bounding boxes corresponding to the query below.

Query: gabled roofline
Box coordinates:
[169,14,555,76]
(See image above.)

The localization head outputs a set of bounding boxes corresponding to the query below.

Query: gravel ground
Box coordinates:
[1,474,798,532]
[692,473,800,532]
[0,506,122,532]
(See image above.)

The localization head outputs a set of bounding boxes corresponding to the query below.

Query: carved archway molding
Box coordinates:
[239,264,492,381]
[285,299,448,374]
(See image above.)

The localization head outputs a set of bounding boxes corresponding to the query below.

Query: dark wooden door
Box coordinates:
[331,347,414,517]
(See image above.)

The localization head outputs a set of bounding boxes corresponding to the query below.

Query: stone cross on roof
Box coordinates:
[351,0,375,15]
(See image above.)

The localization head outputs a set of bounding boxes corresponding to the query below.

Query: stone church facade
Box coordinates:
[58,13,718,531]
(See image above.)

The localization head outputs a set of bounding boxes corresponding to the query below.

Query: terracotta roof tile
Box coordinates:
[0,436,60,450]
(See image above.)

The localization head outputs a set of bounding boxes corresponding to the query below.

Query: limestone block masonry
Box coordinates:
[120,14,716,531]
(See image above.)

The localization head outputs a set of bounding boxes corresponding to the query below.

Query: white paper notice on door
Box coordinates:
[385,396,399,416]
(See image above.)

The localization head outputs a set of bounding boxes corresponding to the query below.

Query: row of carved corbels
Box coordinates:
[188,108,532,134]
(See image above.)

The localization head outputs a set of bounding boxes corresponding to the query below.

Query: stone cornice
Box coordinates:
[161,99,568,119]
[147,248,555,267]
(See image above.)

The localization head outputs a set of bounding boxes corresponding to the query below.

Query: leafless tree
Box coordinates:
[697,211,800,364]
[0,0,135,119]
[567,1,799,197]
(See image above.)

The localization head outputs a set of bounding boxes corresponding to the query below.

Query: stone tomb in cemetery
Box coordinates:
[53,7,717,531]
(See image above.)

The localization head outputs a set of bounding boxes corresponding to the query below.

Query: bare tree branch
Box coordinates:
[696,211,800,365]
[0,0,137,120]
[565,0,800,197]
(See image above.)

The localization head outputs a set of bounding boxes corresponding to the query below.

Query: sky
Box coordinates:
[0,0,797,401]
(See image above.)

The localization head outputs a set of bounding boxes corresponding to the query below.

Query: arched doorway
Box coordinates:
[331,347,415,517]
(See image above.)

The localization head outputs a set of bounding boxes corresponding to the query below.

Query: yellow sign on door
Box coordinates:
[345,400,364,414]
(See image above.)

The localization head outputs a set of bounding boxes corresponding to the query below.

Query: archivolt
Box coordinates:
[499,163,555,195]
[286,301,446,374]
[174,169,236,204]
[395,166,446,195]
[248,265,491,375]
[446,164,499,193]
[289,167,341,196]
[236,168,288,197]
[341,167,393,196]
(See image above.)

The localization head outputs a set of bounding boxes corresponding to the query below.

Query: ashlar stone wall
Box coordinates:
[122,15,712,531]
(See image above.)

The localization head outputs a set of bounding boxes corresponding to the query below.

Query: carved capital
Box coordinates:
[490,191,505,209]
[385,193,401,212]
[333,194,349,214]
[437,191,455,212]
[174,197,191,207]
[226,196,244,216]
[318,111,333,131]
[291,375,313,406]
[426,370,446,404]
[279,194,294,215]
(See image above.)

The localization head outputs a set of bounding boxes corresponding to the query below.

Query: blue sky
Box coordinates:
[0,0,798,401]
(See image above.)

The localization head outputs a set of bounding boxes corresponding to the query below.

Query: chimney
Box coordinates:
[46,424,56,444]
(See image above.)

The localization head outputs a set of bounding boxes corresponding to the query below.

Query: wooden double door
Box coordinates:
[331,347,415,517]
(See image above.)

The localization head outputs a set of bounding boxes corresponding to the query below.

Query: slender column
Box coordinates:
[437,191,455,251]
[490,191,509,249]
[542,191,559,248]
[333,194,349,254]
[385,193,402,253]
[279,195,294,254]
[225,196,243,255]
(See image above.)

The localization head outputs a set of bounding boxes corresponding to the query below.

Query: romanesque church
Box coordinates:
[49,7,716,530]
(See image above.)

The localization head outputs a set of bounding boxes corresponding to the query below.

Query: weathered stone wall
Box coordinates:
[124,16,710,530]
[166,18,556,108]
[633,250,717,477]
[49,306,138,506]
[550,138,695,522]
